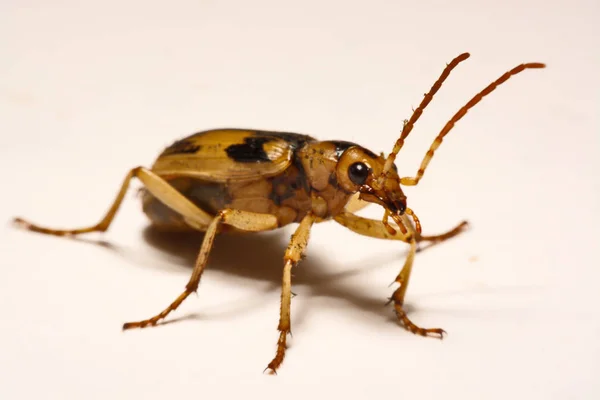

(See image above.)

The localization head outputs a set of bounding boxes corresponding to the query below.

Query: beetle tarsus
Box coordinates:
[393,302,446,339]
[266,331,288,374]
[420,220,469,242]
[12,217,31,230]
[12,217,78,236]
[122,320,158,330]
[12,215,112,236]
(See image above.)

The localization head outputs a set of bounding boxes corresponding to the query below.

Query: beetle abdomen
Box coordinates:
[142,166,313,230]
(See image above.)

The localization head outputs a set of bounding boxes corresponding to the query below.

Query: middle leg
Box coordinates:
[266,213,317,373]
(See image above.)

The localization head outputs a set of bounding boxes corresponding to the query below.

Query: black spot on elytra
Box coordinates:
[225,131,315,163]
[226,131,315,163]
[161,139,202,156]
[225,137,273,163]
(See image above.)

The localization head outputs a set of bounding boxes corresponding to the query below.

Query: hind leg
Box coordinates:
[123,209,278,329]
[14,166,214,235]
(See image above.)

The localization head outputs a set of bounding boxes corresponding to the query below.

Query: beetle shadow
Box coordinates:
[140,225,405,328]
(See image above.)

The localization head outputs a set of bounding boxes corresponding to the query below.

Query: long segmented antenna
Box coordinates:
[380,52,471,180]
[400,61,546,186]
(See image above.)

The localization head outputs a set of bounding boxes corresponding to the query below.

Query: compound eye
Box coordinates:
[348,162,370,186]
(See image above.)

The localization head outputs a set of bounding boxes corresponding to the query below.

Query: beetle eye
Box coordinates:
[348,162,370,186]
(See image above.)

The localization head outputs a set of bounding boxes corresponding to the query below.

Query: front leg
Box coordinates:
[334,210,467,245]
[334,211,467,338]
[266,213,316,373]
[390,237,445,338]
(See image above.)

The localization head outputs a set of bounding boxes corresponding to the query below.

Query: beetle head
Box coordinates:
[336,145,415,234]
[336,145,421,235]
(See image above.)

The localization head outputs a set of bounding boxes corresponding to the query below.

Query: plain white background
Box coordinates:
[1,1,598,399]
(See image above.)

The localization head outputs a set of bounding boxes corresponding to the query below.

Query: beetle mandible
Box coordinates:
[13,53,545,373]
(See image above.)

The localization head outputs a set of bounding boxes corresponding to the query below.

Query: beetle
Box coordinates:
[13,53,545,373]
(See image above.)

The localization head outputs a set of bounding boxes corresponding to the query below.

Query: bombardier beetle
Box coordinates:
[13,53,545,373]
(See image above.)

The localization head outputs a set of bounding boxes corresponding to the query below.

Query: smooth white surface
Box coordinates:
[1,1,599,399]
